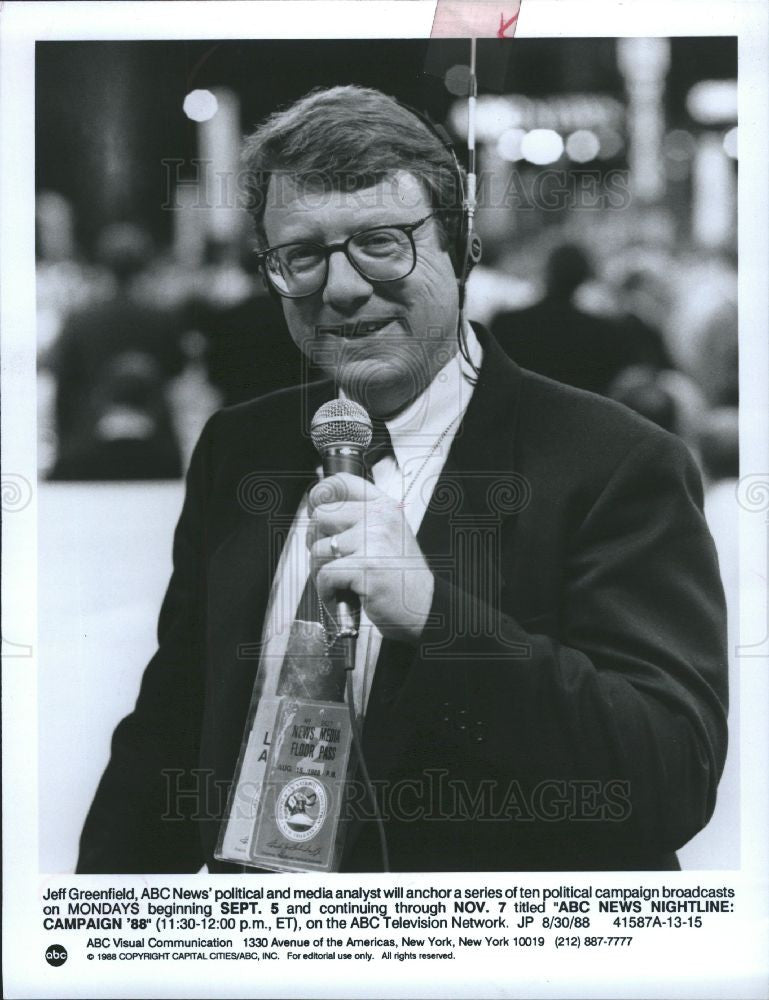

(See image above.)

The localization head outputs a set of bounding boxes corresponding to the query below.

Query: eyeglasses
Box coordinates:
[255,213,437,299]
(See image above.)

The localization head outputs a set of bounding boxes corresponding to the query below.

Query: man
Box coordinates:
[491,242,629,396]
[49,223,185,481]
[78,86,728,873]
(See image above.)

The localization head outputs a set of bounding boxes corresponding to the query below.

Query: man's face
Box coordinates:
[262,171,460,417]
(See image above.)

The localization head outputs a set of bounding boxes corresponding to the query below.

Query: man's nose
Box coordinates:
[322,248,373,312]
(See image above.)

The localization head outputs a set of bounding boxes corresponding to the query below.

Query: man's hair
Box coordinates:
[241,85,464,256]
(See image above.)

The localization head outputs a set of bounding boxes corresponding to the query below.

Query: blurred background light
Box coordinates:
[663,129,696,162]
[722,126,738,159]
[693,132,735,246]
[686,80,738,125]
[521,129,564,165]
[496,127,526,162]
[662,130,697,182]
[595,127,624,160]
[183,89,219,122]
[665,158,690,183]
[444,63,471,97]
[617,36,671,81]
[565,129,600,163]
[472,97,518,142]
[450,94,623,142]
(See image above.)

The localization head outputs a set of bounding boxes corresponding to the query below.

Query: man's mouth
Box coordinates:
[317,318,397,339]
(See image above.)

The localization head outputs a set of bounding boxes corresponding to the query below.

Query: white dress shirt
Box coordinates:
[256,324,483,713]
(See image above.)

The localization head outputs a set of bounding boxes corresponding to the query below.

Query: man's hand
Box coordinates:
[306,472,434,643]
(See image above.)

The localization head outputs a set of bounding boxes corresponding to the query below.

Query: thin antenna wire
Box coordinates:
[466,37,478,242]
[458,36,481,381]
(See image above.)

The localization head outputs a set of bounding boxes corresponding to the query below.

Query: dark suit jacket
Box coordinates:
[491,298,632,396]
[77,329,728,873]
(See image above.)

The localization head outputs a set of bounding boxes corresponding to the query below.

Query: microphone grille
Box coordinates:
[311,398,373,452]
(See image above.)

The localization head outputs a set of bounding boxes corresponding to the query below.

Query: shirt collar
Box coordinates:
[338,323,482,465]
[384,322,482,466]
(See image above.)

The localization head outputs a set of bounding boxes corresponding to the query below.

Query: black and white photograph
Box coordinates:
[2,1,768,997]
[36,32,739,875]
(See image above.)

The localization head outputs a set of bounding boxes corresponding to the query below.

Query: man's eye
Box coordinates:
[282,246,323,270]
[355,231,400,255]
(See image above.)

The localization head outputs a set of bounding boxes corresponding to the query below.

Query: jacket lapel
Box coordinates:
[418,328,522,559]
[232,378,337,661]
[369,329,524,709]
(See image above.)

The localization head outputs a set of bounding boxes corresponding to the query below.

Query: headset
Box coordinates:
[398,101,483,288]
[395,99,482,378]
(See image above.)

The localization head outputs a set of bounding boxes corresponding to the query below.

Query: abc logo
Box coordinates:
[45,944,67,967]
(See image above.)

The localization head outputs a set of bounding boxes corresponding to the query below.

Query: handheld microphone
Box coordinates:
[310,399,373,638]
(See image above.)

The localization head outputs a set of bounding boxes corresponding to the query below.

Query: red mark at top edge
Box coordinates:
[430,0,522,40]
[498,11,519,37]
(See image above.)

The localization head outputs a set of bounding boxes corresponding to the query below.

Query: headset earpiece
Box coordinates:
[454,202,483,282]
[398,101,480,281]
[468,232,483,267]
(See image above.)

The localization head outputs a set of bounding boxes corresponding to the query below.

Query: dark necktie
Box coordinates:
[277,420,395,703]
[278,567,347,702]
[365,418,395,474]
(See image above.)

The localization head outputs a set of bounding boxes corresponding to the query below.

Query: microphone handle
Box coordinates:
[321,445,370,638]
[321,445,368,480]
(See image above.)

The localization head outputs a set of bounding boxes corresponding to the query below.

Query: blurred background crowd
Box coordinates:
[35,38,739,869]
[37,37,738,487]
